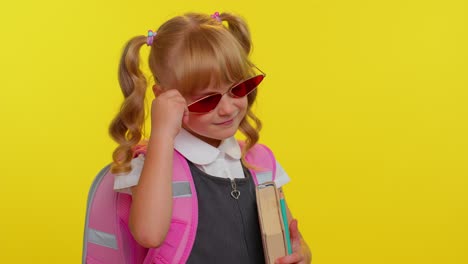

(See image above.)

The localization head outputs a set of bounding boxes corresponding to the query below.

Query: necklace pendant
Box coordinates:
[231,190,240,199]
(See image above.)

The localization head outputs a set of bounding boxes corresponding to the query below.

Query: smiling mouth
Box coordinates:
[214,118,234,125]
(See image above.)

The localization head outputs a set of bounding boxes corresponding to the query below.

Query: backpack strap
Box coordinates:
[130,146,198,264]
[240,141,277,186]
[116,193,148,263]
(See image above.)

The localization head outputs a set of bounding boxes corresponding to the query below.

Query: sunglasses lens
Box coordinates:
[187,74,265,113]
[187,94,223,113]
[231,75,264,97]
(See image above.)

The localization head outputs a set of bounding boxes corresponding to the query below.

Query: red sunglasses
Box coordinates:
[187,73,265,114]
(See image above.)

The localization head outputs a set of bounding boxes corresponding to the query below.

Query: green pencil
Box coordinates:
[280,198,292,254]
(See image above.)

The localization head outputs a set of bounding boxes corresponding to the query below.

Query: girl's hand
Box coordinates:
[275,219,312,264]
[150,87,189,140]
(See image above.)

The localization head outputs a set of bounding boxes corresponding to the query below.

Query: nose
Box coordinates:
[216,94,236,116]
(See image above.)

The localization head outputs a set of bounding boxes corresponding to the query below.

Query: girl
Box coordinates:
[109,11,311,264]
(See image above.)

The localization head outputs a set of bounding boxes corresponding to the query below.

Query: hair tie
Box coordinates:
[210,12,221,22]
[147,30,156,46]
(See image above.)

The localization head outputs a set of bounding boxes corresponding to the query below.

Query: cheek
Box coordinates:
[185,114,210,127]
[236,97,249,113]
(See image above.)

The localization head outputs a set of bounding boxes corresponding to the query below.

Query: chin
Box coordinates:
[206,127,238,141]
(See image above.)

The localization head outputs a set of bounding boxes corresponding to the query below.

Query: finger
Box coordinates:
[166,92,187,104]
[289,219,302,252]
[275,252,303,264]
[167,88,184,97]
[159,88,180,98]
[158,93,187,107]
[290,219,300,241]
[182,106,190,124]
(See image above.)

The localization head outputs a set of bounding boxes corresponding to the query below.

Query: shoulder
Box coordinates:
[113,154,146,194]
[238,141,274,157]
[239,141,291,188]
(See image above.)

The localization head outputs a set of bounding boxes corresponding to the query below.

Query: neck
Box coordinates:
[182,127,222,148]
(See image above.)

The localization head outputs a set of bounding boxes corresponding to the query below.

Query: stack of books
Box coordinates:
[256,181,292,264]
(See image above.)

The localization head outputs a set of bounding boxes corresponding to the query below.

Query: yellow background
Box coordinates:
[1,0,467,263]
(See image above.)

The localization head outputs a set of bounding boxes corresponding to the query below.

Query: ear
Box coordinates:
[152,84,163,97]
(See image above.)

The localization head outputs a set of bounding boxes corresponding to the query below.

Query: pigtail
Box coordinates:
[219,12,252,55]
[109,36,148,174]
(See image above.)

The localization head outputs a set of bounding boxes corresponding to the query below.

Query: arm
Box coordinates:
[128,88,188,248]
[276,188,312,264]
[129,134,174,248]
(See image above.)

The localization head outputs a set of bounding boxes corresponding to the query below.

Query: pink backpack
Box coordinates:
[83,143,277,264]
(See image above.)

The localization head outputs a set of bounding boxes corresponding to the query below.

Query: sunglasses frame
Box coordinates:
[187,66,266,114]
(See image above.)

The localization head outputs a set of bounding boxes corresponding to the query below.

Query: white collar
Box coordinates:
[174,129,242,165]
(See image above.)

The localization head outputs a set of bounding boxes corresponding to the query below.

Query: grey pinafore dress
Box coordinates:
[185,161,266,263]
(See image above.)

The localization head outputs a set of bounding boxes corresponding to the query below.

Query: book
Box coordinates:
[256,181,292,264]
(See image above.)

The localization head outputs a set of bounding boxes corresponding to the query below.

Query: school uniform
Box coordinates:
[114,129,291,263]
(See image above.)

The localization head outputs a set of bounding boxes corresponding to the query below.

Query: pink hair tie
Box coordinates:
[147,30,156,46]
[210,12,221,22]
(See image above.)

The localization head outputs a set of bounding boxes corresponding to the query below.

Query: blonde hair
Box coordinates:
[109,12,262,174]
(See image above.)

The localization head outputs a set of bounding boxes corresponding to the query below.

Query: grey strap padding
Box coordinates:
[255,171,273,184]
[173,181,192,197]
[88,228,118,250]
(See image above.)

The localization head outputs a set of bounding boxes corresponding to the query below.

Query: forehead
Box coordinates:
[187,77,234,97]
[167,38,252,96]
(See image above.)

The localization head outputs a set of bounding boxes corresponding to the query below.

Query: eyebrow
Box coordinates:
[190,90,219,98]
[190,83,231,97]
[186,91,219,103]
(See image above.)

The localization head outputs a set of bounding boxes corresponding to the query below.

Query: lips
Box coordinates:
[214,118,234,125]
